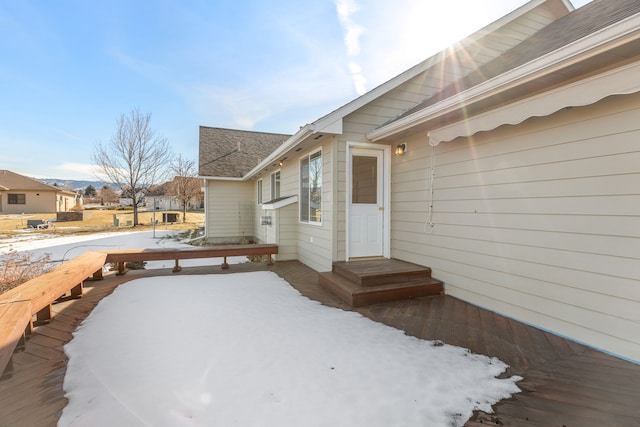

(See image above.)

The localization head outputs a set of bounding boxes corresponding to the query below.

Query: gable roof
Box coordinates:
[240,0,573,180]
[369,0,640,143]
[199,127,291,179]
[0,170,61,192]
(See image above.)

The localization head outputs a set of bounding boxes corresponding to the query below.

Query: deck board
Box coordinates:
[0,260,639,426]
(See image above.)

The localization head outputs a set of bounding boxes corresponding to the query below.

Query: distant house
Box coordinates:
[199,0,640,363]
[0,170,80,214]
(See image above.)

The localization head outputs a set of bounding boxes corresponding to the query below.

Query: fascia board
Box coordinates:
[199,175,244,182]
[243,124,315,181]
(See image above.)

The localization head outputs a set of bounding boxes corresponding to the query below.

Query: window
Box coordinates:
[300,150,322,223]
[8,193,26,204]
[270,170,280,200]
[257,179,263,204]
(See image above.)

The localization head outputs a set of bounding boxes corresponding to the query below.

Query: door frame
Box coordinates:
[345,141,391,260]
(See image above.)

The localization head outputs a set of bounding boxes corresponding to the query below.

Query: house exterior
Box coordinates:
[0,170,80,214]
[199,0,640,363]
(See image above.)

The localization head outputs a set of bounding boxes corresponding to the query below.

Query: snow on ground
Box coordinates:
[59,272,521,427]
[0,230,248,268]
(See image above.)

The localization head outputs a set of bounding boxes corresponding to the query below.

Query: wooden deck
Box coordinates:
[1,260,639,426]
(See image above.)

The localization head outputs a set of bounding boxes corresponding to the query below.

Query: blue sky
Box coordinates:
[1,0,591,180]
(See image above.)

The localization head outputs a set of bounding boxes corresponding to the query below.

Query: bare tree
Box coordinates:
[92,109,172,225]
[169,155,202,223]
[98,185,119,206]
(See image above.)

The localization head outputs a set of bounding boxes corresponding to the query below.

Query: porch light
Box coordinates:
[395,143,407,155]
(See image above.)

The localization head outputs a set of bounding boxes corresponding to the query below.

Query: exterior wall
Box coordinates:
[0,190,56,214]
[204,179,255,243]
[56,193,78,212]
[294,142,334,272]
[249,141,334,271]
[257,204,298,261]
[389,93,640,362]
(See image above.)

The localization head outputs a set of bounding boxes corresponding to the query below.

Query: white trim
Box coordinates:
[345,142,391,260]
[198,175,244,181]
[261,195,298,210]
[256,179,263,205]
[270,169,281,200]
[244,124,315,180]
[299,147,323,226]
[428,59,640,145]
[368,13,640,142]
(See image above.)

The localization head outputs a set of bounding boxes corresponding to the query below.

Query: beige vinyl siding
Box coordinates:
[390,93,640,362]
[204,180,254,243]
[295,142,333,272]
[275,203,298,261]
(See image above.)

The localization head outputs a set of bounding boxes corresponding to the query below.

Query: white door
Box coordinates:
[349,148,384,258]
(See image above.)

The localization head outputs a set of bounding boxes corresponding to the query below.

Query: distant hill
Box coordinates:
[39,179,118,192]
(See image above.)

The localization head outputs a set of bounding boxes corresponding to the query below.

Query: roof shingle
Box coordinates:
[0,170,61,192]
[199,127,291,178]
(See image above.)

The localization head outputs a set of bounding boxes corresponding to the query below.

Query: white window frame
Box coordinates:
[299,149,322,225]
[270,170,281,200]
[257,179,263,204]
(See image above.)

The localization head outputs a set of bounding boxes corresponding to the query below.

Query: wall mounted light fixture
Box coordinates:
[395,142,407,155]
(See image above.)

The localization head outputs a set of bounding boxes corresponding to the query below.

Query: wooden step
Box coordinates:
[319,271,443,307]
[332,259,432,287]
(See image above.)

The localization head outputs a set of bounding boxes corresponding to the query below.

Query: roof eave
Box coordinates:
[368,12,640,142]
[199,175,245,181]
[243,124,316,180]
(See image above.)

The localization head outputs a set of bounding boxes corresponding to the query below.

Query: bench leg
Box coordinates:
[25,319,33,338]
[35,304,52,325]
[16,331,27,352]
[88,268,104,281]
[267,254,273,265]
[71,282,83,298]
[172,259,182,273]
[116,262,128,275]
[1,358,14,381]
[221,256,229,270]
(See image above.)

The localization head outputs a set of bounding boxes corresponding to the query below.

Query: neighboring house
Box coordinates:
[149,194,203,211]
[199,0,640,363]
[0,170,80,214]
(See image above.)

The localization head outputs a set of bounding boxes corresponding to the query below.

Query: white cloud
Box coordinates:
[335,0,364,56]
[335,0,368,95]
[56,162,99,180]
[348,61,367,95]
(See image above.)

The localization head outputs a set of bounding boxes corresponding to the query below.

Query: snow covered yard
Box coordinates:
[59,272,520,427]
[1,231,521,426]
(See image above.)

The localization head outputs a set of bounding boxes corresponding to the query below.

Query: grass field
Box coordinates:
[0,209,205,237]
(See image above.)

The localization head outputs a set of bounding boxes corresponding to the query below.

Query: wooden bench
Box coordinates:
[0,244,278,379]
[104,244,279,274]
[0,251,107,378]
[0,301,32,380]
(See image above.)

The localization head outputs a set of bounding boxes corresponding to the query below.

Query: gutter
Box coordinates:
[198,175,244,182]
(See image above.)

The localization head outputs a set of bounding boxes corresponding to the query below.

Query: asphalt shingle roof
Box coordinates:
[0,170,61,191]
[199,127,291,178]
